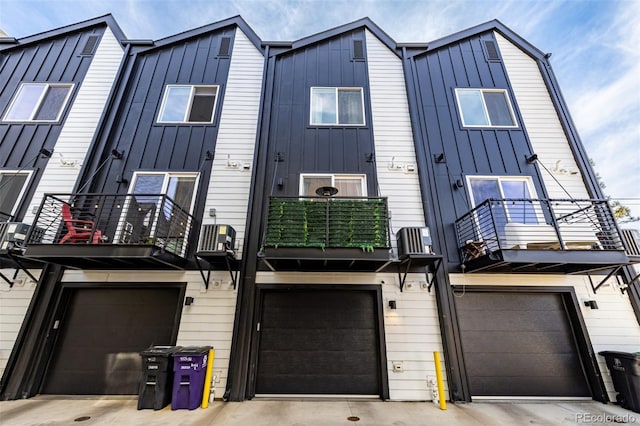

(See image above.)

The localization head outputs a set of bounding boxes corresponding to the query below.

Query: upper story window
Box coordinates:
[455,89,517,128]
[3,83,73,122]
[310,87,365,126]
[468,176,538,224]
[0,170,33,221]
[157,85,218,124]
[300,174,367,197]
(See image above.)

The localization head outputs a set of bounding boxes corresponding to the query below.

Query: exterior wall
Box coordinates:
[203,28,264,256]
[450,272,640,401]
[61,269,237,395]
[22,27,124,223]
[0,269,41,378]
[495,32,589,199]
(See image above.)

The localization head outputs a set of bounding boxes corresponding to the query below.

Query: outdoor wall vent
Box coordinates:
[353,40,365,60]
[484,40,500,61]
[218,37,231,57]
[80,35,100,56]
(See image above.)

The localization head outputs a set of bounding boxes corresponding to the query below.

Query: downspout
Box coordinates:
[401,46,470,402]
[224,44,273,401]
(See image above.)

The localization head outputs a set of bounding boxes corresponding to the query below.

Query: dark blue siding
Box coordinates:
[264,29,376,196]
[0,25,107,220]
[411,32,543,266]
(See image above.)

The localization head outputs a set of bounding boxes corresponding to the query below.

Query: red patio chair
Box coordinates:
[59,203,104,244]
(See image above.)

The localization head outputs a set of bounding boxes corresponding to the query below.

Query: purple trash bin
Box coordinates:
[171,346,212,410]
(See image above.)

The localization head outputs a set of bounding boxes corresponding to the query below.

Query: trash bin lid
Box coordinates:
[173,346,213,356]
[599,351,640,360]
[140,345,183,356]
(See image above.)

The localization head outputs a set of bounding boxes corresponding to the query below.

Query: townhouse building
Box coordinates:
[1,14,638,404]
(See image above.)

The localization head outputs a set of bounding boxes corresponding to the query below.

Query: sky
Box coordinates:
[0,0,638,225]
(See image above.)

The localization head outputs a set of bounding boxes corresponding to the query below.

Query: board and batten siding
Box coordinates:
[365,30,426,254]
[495,32,589,199]
[450,273,640,401]
[22,27,124,224]
[0,269,40,378]
[61,270,236,395]
[203,28,263,256]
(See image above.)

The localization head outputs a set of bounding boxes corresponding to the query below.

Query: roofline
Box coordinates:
[136,15,263,54]
[411,19,546,60]
[269,17,400,58]
[0,14,127,51]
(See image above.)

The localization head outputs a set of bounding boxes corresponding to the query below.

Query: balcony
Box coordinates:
[260,196,392,271]
[22,194,194,269]
[454,198,635,274]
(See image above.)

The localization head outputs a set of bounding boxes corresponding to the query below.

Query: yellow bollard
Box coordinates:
[433,351,447,410]
[201,349,215,408]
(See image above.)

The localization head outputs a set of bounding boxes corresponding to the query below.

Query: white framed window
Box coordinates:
[310,87,365,125]
[3,83,73,122]
[467,176,539,224]
[300,174,367,197]
[455,88,517,128]
[157,85,218,123]
[0,170,33,220]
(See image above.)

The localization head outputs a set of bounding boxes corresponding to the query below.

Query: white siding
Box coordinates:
[367,31,446,400]
[62,269,237,396]
[451,273,640,401]
[203,28,263,257]
[23,27,124,223]
[366,30,426,253]
[496,32,590,199]
[0,269,40,378]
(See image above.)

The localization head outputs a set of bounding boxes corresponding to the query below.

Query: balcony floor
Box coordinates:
[462,248,632,274]
[23,244,187,270]
[259,247,393,272]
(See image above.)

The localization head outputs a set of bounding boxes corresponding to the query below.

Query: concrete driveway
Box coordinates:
[0,397,638,425]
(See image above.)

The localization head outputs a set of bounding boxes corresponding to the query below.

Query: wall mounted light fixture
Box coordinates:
[525,153,538,164]
[584,300,599,309]
[388,300,397,310]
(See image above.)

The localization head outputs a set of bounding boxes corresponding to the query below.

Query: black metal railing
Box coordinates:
[27,194,194,257]
[455,198,625,258]
[265,196,390,251]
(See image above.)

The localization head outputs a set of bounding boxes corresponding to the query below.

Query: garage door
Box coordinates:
[255,289,381,395]
[456,291,591,397]
[41,286,182,395]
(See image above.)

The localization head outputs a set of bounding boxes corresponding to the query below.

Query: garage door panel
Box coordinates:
[42,287,181,395]
[256,289,381,395]
[461,330,580,353]
[457,291,590,398]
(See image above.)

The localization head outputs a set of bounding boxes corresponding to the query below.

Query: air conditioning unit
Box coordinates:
[0,222,31,250]
[621,228,640,256]
[198,224,236,253]
[397,227,432,257]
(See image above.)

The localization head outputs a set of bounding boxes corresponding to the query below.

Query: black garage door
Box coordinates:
[255,289,382,395]
[41,286,182,395]
[456,291,591,397]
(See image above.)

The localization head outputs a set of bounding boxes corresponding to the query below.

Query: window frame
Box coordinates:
[157,85,219,124]
[0,170,34,220]
[455,88,517,128]
[299,173,367,197]
[309,87,366,126]
[2,83,74,122]
[467,175,542,224]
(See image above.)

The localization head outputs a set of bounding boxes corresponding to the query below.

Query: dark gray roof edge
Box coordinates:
[0,14,127,51]
[411,19,546,60]
[272,17,400,58]
[140,15,264,55]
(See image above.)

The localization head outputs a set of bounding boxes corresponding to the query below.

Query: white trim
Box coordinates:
[2,83,74,122]
[299,173,367,196]
[309,87,366,126]
[455,88,517,128]
[0,169,34,219]
[157,84,219,124]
